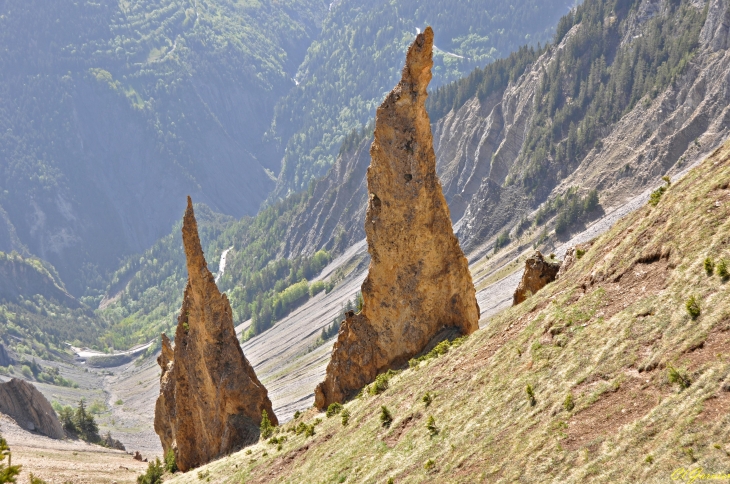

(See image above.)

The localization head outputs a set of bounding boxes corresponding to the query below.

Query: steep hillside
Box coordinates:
[269,0,576,197]
[0,0,327,293]
[168,120,730,484]
[277,0,730,263]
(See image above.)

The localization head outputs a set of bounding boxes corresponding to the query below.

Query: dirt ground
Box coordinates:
[0,414,149,483]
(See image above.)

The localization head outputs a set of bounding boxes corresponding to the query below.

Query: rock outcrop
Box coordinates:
[0,379,64,439]
[513,251,561,305]
[154,197,277,472]
[314,27,480,409]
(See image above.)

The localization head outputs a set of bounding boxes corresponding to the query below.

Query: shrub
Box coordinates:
[164,448,177,473]
[424,459,435,471]
[369,371,394,395]
[115,399,123,406]
[668,365,691,390]
[704,257,715,275]
[260,410,274,440]
[293,410,301,420]
[326,403,343,418]
[494,231,511,253]
[649,178,670,206]
[526,384,536,406]
[0,432,21,483]
[20,365,32,379]
[717,259,729,280]
[137,458,164,484]
[304,424,315,437]
[309,281,326,297]
[576,248,586,259]
[422,392,433,407]
[341,408,350,427]
[563,393,575,412]
[379,406,393,428]
[426,415,438,436]
[685,296,701,319]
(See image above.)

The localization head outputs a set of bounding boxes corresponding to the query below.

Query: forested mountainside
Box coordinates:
[95,0,730,353]
[279,0,730,259]
[268,0,576,197]
[0,0,327,294]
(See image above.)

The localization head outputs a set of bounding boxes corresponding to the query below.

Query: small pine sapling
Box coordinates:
[526,384,536,406]
[426,415,438,436]
[379,406,393,428]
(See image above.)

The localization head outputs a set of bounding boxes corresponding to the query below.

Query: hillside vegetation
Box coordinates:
[270,0,575,196]
[168,128,730,484]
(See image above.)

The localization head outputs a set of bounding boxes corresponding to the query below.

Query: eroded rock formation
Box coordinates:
[0,378,64,439]
[513,251,561,305]
[314,27,480,409]
[154,197,277,472]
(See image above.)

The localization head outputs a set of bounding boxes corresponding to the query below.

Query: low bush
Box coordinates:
[704,257,715,275]
[667,364,691,390]
[422,392,433,407]
[341,408,350,427]
[685,296,701,319]
[526,384,536,406]
[137,458,164,484]
[426,415,438,436]
[379,406,393,428]
[326,403,343,418]
[717,259,729,280]
[563,393,575,412]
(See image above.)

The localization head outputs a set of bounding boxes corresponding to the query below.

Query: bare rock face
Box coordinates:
[556,247,576,280]
[154,197,277,472]
[513,251,561,305]
[0,378,64,439]
[314,27,480,409]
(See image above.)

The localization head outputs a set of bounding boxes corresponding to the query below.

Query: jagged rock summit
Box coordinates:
[315,27,480,409]
[513,250,561,305]
[0,378,64,439]
[154,197,277,472]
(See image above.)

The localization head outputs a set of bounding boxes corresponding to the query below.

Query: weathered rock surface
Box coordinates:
[0,378,64,439]
[513,251,561,305]
[556,247,577,280]
[154,197,277,472]
[314,27,480,409]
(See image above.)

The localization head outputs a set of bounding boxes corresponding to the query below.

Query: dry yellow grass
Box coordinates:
[167,142,730,483]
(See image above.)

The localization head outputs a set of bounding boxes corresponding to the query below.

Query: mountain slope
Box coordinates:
[269,0,576,197]
[168,120,730,484]
[0,0,328,294]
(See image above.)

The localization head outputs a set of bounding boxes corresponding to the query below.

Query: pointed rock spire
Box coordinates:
[315,27,480,409]
[154,197,277,472]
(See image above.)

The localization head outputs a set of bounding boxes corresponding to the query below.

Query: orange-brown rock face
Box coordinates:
[513,251,561,305]
[154,197,277,472]
[314,27,480,409]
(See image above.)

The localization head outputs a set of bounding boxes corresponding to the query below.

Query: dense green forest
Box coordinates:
[269,0,575,196]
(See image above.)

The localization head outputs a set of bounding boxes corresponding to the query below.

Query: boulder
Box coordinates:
[0,378,64,439]
[154,197,277,472]
[513,251,561,305]
[314,27,480,409]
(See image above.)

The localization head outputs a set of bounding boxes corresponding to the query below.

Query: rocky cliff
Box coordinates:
[0,379,64,439]
[512,250,561,305]
[154,197,277,472]
[314,28,480,409]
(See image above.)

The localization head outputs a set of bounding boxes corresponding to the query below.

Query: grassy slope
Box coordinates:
[168,140,730,483]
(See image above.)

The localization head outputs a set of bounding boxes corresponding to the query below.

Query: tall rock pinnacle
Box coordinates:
[314,27,480,409]
[154,197,277,472]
